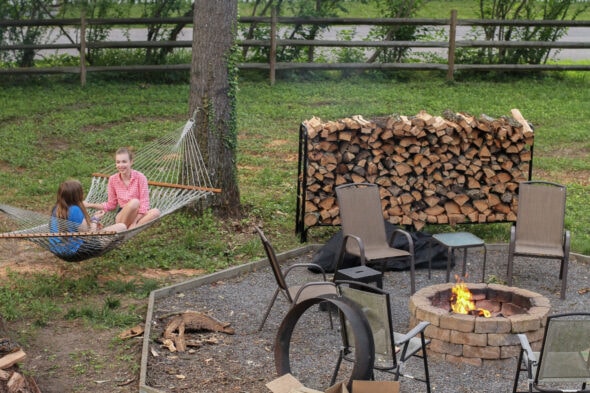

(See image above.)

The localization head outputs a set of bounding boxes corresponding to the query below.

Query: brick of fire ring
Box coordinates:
[474,316,512,334]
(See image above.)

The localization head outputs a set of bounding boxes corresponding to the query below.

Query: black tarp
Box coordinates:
[309,221,452,273]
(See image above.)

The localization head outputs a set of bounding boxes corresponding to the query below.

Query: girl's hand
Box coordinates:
[94,210,106,219]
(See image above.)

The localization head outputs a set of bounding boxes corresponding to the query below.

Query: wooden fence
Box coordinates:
[1,11,590,85]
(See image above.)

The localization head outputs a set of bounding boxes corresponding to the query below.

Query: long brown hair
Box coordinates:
[53,180,91,224]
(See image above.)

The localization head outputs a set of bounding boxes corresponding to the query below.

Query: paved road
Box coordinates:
[39,25,590,61]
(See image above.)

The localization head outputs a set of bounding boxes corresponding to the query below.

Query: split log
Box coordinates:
[0,349,26,370]
[7,371,25,393]
[162,311,235,335]
[161,311,234,353]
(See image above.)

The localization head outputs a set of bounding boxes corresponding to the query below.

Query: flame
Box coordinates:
[450,278,491,318]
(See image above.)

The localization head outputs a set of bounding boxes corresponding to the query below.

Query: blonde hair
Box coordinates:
[115,147,134,161]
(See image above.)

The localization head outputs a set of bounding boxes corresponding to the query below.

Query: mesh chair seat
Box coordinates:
[514,242,565,258]
[352,245,411,261]
[288,283,338,303]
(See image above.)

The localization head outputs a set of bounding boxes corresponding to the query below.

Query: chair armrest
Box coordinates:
[517,334,536,365]
[564,230,571,255]
[509,225,516,255]
[395,321,430,345]
[284,263,328,281]
[388,228,415,256]
[340,234,366,266]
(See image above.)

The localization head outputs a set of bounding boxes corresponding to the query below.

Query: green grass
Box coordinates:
[0,71,589,328]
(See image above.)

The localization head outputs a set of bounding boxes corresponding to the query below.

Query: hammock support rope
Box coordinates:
[0,113,219,262]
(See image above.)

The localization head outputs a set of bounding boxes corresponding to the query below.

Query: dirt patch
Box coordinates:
[0,241,207,393]
[8,320,142,393]
[533,168,590,186]
[0,244,62,279]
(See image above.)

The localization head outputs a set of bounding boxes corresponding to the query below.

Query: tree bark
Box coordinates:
[189,0,240,217]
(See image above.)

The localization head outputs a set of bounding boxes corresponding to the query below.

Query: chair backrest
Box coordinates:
[255,226,289,293]
[515,181,566,247]
[536,312,590,384]
[338,282,395,359]
[336,183,388,254]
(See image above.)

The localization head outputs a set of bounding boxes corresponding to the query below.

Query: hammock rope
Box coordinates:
[0,114,219,262]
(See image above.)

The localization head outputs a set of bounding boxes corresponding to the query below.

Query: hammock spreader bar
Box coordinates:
[91,173,222,194]
[0,231,117,239]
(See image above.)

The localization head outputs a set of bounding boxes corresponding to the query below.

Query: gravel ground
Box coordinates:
[145,245,590,393]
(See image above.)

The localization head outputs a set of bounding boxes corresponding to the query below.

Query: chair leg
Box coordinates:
[560,256,568,300]
[421,335,431,393]
[507,254,514,287]
[481,244,487,283]
[445,247,452,282]
[512,349,524,393]
[409,254,416,295]
[327,302,334,330]
[258,288,280,331]
[330,349,345,386]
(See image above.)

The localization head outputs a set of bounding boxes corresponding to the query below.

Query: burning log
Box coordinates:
[450,276,491,318]
[300,109,533,231]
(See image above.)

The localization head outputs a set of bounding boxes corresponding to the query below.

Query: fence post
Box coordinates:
[447,9,457,82]
[80,12,87,87]
[270,6,277,86]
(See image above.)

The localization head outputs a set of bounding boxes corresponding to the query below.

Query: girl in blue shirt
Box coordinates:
[50,180,126,257]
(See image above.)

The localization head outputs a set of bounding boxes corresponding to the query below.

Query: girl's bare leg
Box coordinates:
[136,208,161,227]
[101,223,127,233]
[116,199,140,228]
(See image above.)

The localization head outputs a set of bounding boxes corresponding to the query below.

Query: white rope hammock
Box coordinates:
[0,114,220,262]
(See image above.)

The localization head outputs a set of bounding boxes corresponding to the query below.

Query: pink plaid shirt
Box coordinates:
[103,170,150,214]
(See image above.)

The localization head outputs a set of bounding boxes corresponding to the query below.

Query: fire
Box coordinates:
[450,278,491,318]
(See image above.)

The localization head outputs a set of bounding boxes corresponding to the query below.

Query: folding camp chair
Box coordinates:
[335,183,416,294]
[507,181,571,299]
[332,281,431,392]
[255,226,336,331]
[513,312,590,393]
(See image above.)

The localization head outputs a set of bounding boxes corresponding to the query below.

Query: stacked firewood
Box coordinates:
[301,109,533,231]
[0,337,40,393]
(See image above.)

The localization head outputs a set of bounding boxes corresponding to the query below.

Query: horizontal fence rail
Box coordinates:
[1,12,589,84]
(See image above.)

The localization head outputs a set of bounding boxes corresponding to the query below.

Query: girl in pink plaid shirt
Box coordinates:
[85,147,160,229]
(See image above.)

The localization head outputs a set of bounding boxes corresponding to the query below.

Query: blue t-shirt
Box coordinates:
[49,205,85,256]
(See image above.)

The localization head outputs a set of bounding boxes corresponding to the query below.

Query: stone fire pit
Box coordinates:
[409,283,551,366]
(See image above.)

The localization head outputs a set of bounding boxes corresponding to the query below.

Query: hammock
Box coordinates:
[0,114,220,262]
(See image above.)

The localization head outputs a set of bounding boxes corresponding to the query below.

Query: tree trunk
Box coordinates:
[189,0,240,217]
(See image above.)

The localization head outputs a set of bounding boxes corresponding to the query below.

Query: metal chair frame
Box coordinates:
[335,183,417,294]
[507,181,570,299]
[331,280,431,393]
[255,226,335,331]
[513,312,590,393]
